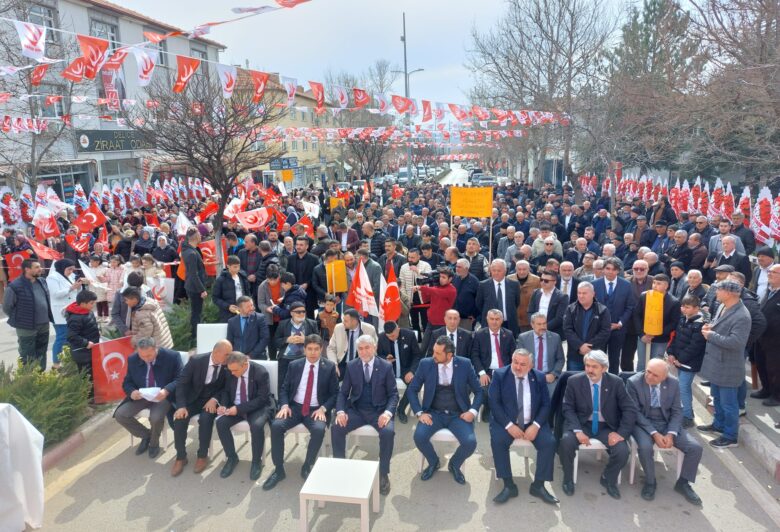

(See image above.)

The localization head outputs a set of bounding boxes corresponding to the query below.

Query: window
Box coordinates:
[190,46,208,60]
[291,140,298,151]
[29,4,58,43]
[302,140,308,151]
[282,141,288,152]
[90,19,119,52]
[289,108,297,120]
[300,111,306,123]
[145,28,168,66]
[312,139,318,151]
[36,84,64,118]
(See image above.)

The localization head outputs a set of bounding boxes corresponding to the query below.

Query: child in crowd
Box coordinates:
[105,255,125,310]
[667,295,707,428]
[318,294,341,342]
[85,255,109,320]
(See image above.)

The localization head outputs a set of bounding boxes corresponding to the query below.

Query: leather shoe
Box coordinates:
[529,483,559,505]
[250,461,263,481]
[135,437,150,455]
[171,458,188,477]
[420,459,440,481]
[193,457,209,474]
[750,389,771,399]
[220,457,239,478]
[562,481,575,496]
[674,479,702,506]
[147,446,161,459]
[641,482,656,501]
[492,484,518,504]
[262,469,286,491]
[380,474,391,495]
[301,461,313,480]
[448,463,466,485]
[600,476,621,499]
[397,410,408,424]
[762,397,780,407]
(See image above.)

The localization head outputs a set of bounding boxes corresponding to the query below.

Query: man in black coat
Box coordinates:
[3,258,53,370]
[527,270,568,338]
[212,256,251,323]
[427,309,473,358]
[475,259,520,336]
[562,281,612,371]
[263,335,339,490]
[634,275,680,372]
[377,321,422,423]
[472,309,516,421]
[757,265,780,406]
[285,236,320,319]
[227,296,270,360]
[272,303,320,388]
[181,227,207,346]
[216,352,273,480]
[171,339,230,477]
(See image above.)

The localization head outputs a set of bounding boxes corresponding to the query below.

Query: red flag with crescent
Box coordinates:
[4,250,32,281]
[92,337,135,404]
[72,201,107,234]
[309,81,325,112]
[298,215,315,237]
[32,206,60,240]
[27,238,62,260]
[392,95,413,115]
[172,55,201,93]
[199,238,228,277]
[353,88,370,108]
[66,233,91,254]
[77,34,110,80]
[249,70,269,104]
[235,208,271,230]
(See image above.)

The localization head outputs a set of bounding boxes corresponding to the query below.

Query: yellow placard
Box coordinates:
[450,186,494,217]
[281,169,294,183]
[644,290,664,336]
[329,197,345,210]
[326,260,348,293]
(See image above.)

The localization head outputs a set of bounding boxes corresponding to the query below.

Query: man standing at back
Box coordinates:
[181,227,207,346]
[3,259,53,371]
[593,257,636,374]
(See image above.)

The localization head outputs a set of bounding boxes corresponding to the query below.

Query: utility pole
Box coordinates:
[402,12,412,185]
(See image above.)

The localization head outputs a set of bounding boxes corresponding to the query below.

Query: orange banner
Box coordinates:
[644,290,664,336]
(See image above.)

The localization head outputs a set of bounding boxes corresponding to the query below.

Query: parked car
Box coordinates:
[335,181,351,192]
[352,179,367,191]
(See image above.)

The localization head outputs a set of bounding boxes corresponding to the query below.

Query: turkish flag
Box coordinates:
[72,201,107,234]
[380,266,401,323]
[269,207,287,228]
[196,201,218,223]
[4,250,32,281]
[92,337,135,404]
[392,95,413,115]
[66,233,91,254]
[422,100,432,122]
[199,238,227,276]
[77,34,110,79]
[172,55,201,93]
[144,213,160,227]
[235,208,270,230]
[27,238,62,260]
[353,88,370,108]
[32,206,60,240]
[298,215,314,237]
[249,70,269,104]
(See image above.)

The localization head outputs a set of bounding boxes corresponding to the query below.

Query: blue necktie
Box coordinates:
[592,383,599,435]
[241,317,246,333]
[607,282,614,298]
[651,385,660,408]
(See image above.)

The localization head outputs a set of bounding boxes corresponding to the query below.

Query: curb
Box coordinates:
[42,407,115,473]
[692,377,780,482]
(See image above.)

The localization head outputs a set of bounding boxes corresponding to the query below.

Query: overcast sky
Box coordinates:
[121,0,509,104]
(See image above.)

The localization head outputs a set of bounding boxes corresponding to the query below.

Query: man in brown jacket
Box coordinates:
[122,287,174,349]
[508,260,541,334]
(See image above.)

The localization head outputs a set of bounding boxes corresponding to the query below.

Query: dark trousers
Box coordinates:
[558,422,629,485]
[216,408,271,463]
[188,291,204,347]
[490,421,556,482]
[757,340,776,397]
[17,324,50,371]
[413,411,476,470]
[115,398,171,447]
[331,407,395,474]
[632,426,702,484]
[172,398,218,460]
[606,331,626,375]
[267,322,280,360]
[621,334,639,371]
[270,402,327,471]
[409,305,428,339]
[397,392,410,417]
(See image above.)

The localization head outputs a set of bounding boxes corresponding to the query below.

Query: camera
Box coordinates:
[415,271,441,286]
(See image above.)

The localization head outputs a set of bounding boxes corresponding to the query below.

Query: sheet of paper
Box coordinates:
[139,387,162,402]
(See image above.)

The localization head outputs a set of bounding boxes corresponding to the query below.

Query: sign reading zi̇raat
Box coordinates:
[76,130,155,153]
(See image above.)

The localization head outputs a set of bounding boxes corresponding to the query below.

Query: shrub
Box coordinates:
[0,346,91,447]
[164,297,220,351]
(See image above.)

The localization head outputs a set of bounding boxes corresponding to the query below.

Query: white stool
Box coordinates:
[628,438,684,484]
[573,438,622,484]
[128,409,169,448]
[417,428,460,473]
[494,438,535,480]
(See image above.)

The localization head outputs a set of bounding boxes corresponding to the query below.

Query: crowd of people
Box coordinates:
[2,175,778,505]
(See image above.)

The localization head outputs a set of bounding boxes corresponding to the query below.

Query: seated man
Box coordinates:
[558,350,636,499]
[627,360,703,505]
[472,309,516,421]
[377,321,421,423]
[428,309,473,358]
[408,336,483,485]
[227,295,270,360]
[327,308,378,378]
[263,334,339,490]
[171,339,231,477]
[331,335,398,495]
[517,313,565,395]
[489,349,559,505]
[114,336,183,459]
[272,302,319,389]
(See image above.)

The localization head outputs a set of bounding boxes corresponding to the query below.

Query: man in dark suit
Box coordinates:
[627,361,703,505]
[557,261,579,303]
[473,309,516,421]
[226,296,270,360]
[758,265,780,406]
[593,257,637,374]
[378,238,407,278]
[562,282,612,370]
[527,270,568,337]
[428,309,473,358]
[558,350,636,499]
[263,335,339,490]
[377,321,421,423]
[475,259,520,336]
[331,335,399,495]
[408,336,483,484]
[171,340,231,477]
[285,237,320,318]
[708,235,752,285]
[517,313,565,394]
[181,227,207,346]
[114,336,183,459]
[337,221,360,253]
[215,352,273,480]
[489,349,559,505]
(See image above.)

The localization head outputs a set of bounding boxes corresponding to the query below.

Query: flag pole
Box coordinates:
[488,216,493,262]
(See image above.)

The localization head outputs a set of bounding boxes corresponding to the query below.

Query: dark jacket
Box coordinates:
[133,236,155,256]
[226,312,270,360]
[257,251,280,284]
[336,356,399,414]
[212,269,251,322]
[279,356,339,414]
[527,288,568,336]
[562,301,612,366]
[377,328,422,376]
[562,372,637,439]
[115,237,134,261]
[667,313,707,372]
[368,230,387,259]
[219,362,272,416]
[489,367,550,429]
[181,242,207,294]
[634,292,680,343]
[453,273,480,320]
[65,302,101,364]
[3,276,53,330]
[472,327,516,375]
[273,317,320,356]
[152,244,178,264]
[272,285,307,320]
[120,348,183,403]
[174,353,227,408]
[237,247,262,279]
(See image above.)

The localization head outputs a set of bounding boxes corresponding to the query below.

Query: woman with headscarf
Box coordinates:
[47,258,88,368]
[114,229,135,261]
[133,227,156,256]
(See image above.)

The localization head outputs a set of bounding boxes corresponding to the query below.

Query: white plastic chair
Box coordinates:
[573,438,622,484]
[493,438,535,480]
[196,323,228,355]
[417,428,461,473]
[628,438,684,484]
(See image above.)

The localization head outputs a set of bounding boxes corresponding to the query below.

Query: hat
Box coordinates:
[756,247,776,259]
[654,220,668,227]
[637,215,647,221]
[670,261,685,270]
[715,280,742,293]
[713,264,735,273]
[612,235,623,242]
[290,301,305,311]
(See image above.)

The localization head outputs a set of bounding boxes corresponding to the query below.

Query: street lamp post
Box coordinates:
[397,12,423,185]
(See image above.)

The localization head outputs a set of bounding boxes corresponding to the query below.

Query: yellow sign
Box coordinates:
[450,186,494,217]
[326,260,348,293]
[643,290,664,336]
[329,197,345,210]
[281,169,294,183]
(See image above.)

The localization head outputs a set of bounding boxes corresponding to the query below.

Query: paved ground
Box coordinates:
[439,164,470,186]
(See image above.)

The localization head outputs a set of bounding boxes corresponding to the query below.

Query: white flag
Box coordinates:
[131,47,158,87]
[216,63,237,99]
[14,21,46,60]
[334,86,349,109]
[175,212,193,236]
[281,76,297,108]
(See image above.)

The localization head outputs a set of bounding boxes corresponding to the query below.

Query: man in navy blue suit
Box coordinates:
[489,348,559,505]
[226,296,270,360]
[593,257,637,374]
[408,336,483,484]
[114,336,183,459]
[331,335,398,495]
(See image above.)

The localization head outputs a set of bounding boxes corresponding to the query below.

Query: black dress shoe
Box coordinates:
[420,459,440,481]
[397,410,408,424]
[762,397,780,407]
[250,461,263,481]
[135,437,150,455]
[641,482,656,501]
[696,423,723,433]
[674,479,702,506]
[301,461,313,479]
[492,484,519,504]
[562,481,575,496]
[700,381,710,387]
[600,476,621,499]
[380,474,391,495]
[448,463,466,484]
[220,457,239,478]
[750,389,771,399]
[262,469,286,490]
[529,483,559,505]
[682,417,695,429]
[147,446,161,459]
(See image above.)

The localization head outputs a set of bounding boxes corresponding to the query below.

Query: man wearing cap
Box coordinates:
[635,216,655,248]
[749,247,776,302]
[650,221,671,255]
[703,265,734,315]
[698,280,752,448]
[662,230,693,270]
[669,262,689,300]
[730,212,756,256]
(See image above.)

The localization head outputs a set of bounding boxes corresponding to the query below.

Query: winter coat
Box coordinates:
[65,302,101,365]
[272,285,307,321]
[667,313,707,373]
[699,300,752,387]
[129,298,174,349]
[212,269,251,322]
[46,270,78,325]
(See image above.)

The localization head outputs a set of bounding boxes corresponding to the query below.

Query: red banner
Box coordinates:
[77,34,110,80]
[234,208,270,230]
[249,70,269,104]
[199,238,228,276]
[4,250,32,281]
[172,55,201,93]
[72,201,107,234]
[91,336,135,404]
[353,88,370,108]
[309,81,325,112]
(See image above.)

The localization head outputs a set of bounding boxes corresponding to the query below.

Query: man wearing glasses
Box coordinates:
[621,260,652,371]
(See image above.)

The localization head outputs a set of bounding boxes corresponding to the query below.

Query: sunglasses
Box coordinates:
[291,310,306,314]
[541,279,555,284]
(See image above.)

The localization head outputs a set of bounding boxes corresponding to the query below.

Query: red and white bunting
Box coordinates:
[172,55,201,93]
[280,76,297,107]
[216,63,237,99]
[77,34,110,80]
[13,21,46,61]
[249,70,269,104]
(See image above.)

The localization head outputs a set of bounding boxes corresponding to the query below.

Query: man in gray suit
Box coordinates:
[627,360,703,506]
[517,313,565,394]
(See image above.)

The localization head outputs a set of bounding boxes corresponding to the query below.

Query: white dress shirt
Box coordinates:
[504,373,538,430]
[538,290,553,317]
[445,327,458,351]
[575,378,604,432]
[232,274,243,299]
[488,330,502,372]
[417,360,478,418]
[341,232,348,251]
[756,267,769,301]
[293,361,320,407]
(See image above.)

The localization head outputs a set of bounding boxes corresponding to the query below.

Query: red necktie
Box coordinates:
[537,335,544,371]
[240,375,247,404]
[493,333,503,368]
[301,364,315,416]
